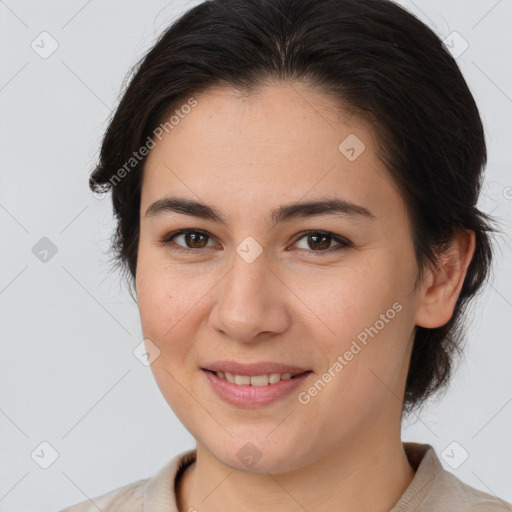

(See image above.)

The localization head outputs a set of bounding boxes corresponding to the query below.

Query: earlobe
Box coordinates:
[414,229,476,329]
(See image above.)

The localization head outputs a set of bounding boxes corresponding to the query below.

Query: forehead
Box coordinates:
[140,82,405,227]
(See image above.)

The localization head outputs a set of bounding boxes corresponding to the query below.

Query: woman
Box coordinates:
[60,0,510,510]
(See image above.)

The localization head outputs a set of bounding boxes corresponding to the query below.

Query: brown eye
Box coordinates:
[293,231,351,255]
[161,229,216,252]
[182,232,209,248]
[306,234,331,250]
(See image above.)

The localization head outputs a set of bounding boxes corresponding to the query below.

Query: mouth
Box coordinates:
[201,368,312,386]
[201,368,313,407]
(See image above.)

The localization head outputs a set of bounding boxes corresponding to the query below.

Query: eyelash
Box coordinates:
[160,229,352,257]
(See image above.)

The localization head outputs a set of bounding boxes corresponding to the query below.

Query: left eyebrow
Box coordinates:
[144,196,376,226]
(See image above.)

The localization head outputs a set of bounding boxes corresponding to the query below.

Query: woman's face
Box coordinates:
[136,82,424,472]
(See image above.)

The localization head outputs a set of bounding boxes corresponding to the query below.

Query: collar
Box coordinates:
[142,442,440,511]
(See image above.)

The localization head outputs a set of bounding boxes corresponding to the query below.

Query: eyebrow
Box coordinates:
[144,196,376,226]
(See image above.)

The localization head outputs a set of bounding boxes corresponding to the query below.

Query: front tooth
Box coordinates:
[268,372,282,384]
[234,374,251,385]
[215,371,300,384]
[250,374,269,386]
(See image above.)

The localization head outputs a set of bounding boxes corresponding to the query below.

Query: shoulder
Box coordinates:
[57,448,197,512]
[399,443,511,512]
[57,476,147,512]
[425,469,512,511]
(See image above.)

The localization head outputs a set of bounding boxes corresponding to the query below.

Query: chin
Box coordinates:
[205,436,304,475]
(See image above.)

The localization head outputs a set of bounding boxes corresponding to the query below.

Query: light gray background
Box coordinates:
[1,1,511,510]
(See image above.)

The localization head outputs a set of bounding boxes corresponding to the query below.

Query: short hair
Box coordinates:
[90,0,500,416]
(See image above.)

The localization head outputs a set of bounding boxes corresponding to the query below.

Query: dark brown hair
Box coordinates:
[90,0,501,416]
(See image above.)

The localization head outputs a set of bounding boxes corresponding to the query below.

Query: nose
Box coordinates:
[208,248,291,343]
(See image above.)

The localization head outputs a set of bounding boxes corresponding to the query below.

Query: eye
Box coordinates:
[161,229,218,253]
[291,230,352,256]
[161,228,351,256]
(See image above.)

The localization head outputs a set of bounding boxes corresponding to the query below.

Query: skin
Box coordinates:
[135,81,475,512]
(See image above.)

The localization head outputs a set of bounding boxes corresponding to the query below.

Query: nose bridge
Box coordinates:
[209,244,289,341]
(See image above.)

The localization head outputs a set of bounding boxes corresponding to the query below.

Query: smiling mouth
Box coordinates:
[202,369,312,386]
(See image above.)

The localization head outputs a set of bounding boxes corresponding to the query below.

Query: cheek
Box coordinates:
[135,257,207,414]
[135,249,218,370]
[300,256,416,396]
[136,251,187,352]
[137,243,190,322]
[298,264,403,348]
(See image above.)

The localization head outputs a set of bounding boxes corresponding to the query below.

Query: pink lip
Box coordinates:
[201,360,310,376]
[202,369,312,408]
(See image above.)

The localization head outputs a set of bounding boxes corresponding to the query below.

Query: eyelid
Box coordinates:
[291,229,351,247]
[160,228,352,255]
[161,228,217,251]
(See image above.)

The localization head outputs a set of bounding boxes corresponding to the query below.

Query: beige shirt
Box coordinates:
[59,442,511,511]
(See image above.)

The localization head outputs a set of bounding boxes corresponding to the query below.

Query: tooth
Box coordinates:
[234,374,251,385]
[268,372,282,384]
[250,374,269,386]
[214,371,302,385]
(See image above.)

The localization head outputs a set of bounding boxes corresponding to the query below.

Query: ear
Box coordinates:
[414,229,476,329]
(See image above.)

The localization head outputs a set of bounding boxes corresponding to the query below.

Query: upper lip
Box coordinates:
[202,360,311,376]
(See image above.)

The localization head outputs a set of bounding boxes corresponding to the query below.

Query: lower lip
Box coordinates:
[202,369,312,408]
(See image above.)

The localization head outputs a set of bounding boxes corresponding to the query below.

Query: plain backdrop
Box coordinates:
[0,1,511,510]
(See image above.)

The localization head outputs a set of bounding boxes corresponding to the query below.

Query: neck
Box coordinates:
[176,422,415,512]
